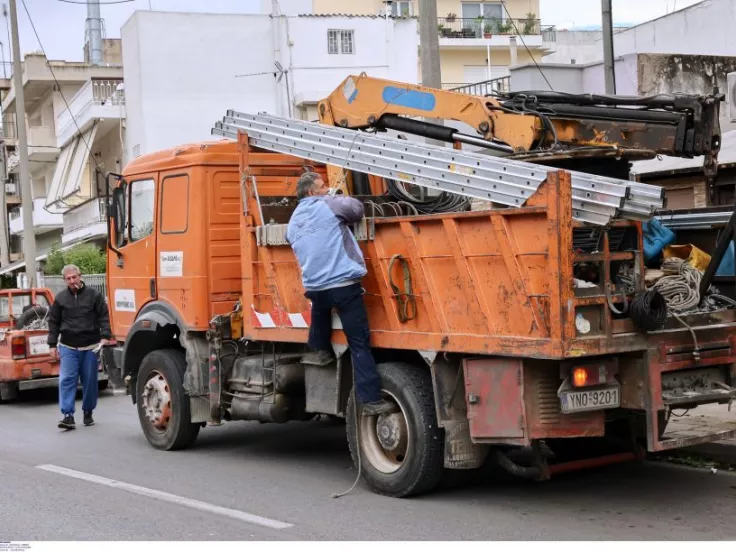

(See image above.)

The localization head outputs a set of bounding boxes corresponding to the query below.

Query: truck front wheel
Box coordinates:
[346,362,444,498]
[135,349,200,451]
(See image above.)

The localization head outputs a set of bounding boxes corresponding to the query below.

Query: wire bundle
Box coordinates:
[629,289,668,331]
[384,179,470,214]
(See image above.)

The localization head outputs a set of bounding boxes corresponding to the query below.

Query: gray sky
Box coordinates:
[0,0,705,66]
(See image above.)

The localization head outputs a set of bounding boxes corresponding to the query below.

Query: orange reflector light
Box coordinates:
[573,367,588,387]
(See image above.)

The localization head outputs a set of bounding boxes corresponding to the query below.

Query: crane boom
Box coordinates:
[318,75,723,163]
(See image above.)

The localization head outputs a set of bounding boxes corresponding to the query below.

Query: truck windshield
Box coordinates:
[0,294,50,323]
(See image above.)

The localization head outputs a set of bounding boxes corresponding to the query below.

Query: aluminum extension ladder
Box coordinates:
[211,111,664,226]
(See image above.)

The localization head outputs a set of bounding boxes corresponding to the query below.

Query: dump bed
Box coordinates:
[238,136,656,359]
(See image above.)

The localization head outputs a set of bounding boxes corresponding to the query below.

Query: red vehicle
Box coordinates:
[0,287,108,402]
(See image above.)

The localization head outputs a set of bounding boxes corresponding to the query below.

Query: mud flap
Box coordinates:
[443,419,489,469]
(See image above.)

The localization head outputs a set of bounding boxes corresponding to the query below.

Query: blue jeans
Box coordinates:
[58,346,99,416]
[305,283,382,404]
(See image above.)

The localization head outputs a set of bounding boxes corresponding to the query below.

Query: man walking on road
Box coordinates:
[47,264,112,430]
[286,172,397,417]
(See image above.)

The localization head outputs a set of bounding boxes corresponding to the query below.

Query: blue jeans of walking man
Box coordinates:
[58,346,99,417]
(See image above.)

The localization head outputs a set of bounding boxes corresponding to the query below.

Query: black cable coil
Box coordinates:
[385,179,471,214]
[629,289,668,332]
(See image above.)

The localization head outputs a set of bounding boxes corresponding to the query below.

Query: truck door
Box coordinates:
[156,170,199,326]
[107,174,158,337]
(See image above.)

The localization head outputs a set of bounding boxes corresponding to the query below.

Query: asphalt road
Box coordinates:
[1,388,736,541]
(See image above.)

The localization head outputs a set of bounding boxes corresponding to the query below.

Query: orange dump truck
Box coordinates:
[103,133,736,497]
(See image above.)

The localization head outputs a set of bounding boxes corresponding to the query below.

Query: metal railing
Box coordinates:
[1,116,17,140]
[63,198,107,234]
[45,273,106,297]
[437,17,550,38]
[446,77,511,96]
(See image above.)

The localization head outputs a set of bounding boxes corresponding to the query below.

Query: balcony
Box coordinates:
[9,197,64,236]
[1,116,17,143]
[28,125,59,162]
[56,78,125,148]
[5,181,21,205]
[437,17,556,50]
[61,197,107,245]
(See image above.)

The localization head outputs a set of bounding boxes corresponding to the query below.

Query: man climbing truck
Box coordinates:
[103,79,735,498]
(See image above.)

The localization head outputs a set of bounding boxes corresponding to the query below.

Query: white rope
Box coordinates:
[652,258,702,314]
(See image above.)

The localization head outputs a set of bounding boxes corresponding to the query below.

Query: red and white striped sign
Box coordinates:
[250,305,342,329]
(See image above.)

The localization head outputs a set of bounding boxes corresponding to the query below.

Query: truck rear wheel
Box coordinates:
[135,349,200,451]
[346,362,444,498]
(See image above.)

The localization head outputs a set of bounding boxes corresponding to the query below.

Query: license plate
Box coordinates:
[560,386,620,413]
[28,334,50,356]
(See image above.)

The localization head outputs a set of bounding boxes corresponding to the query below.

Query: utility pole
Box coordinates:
[8,0,35,286]
[601,0,616,94]
[0,134,9,267]
[418,0,441,89]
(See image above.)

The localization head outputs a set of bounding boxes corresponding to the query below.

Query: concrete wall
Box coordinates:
[122,11,419,159]
[542,30,603,65]
[441,47,533,83]
[614,0,736,58]
[122,12,278,160]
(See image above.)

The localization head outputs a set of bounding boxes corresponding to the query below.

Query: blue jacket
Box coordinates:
[286,195,367,291]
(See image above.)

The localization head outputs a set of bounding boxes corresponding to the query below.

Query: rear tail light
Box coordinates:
[565,358,619,388]
[11,336,26,360]
[573,367,589,387]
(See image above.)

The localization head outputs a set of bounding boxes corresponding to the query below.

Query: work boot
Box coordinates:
[58,415,75,430]
[83,411,95,427]
[301,350,335,366]
[362,399,399,417]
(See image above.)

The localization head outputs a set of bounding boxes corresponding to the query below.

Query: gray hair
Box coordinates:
[61,264,81,277]
[297,172,322,200]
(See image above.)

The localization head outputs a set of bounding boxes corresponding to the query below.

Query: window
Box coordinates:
[328,30,355,55]
[0,294,50,322]
[129,178,155,242]
[391,1,413,16]
[461,2,503,20]
[461,2,504,36]
[160,174,189,234]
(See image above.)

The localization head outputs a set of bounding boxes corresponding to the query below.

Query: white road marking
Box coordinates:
[36,464,294,530]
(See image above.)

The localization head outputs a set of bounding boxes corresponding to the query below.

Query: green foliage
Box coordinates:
[43,242,107,276]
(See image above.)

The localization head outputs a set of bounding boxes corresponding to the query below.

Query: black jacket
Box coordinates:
[47,283,112,348]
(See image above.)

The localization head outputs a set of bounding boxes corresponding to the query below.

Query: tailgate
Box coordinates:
[23,329,52,358]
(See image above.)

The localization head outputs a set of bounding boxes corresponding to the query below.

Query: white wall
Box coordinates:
[122,12,278,160]
[542,31,604,65]
[287,16,418,104]
[122,11,419,160]
[614,0,736,57]
[260,0,313,15]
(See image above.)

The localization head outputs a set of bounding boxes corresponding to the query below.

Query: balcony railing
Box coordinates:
[56,78,125,147]
[9,197,64,235]
[443,77,511,96]
[63,197,107,235]
[437,17,554,39]
[1,116,17,141]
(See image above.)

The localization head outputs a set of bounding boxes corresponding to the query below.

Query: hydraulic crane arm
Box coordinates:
[318,75,723,162]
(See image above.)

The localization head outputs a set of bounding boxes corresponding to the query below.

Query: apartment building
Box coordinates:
[299,0,556,93]
[0,41,125,276]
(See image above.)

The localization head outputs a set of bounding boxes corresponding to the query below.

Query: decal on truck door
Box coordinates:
[114,289,137,312]
[160,251,184,277]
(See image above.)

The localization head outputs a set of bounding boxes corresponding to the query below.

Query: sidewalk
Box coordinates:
[665,403,736,466]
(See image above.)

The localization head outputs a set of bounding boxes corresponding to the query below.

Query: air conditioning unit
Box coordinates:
[728,72,736,123]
